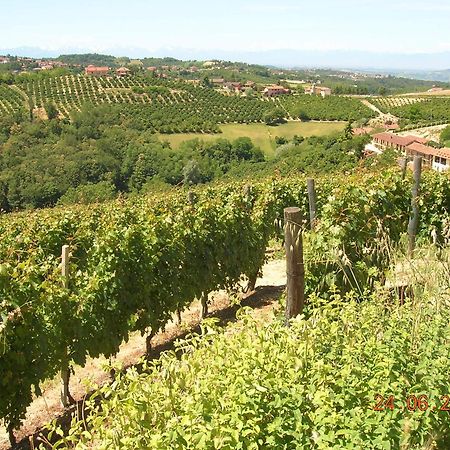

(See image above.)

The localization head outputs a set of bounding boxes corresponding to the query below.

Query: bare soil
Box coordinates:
[397,123,449,142]
[1,259,286,450]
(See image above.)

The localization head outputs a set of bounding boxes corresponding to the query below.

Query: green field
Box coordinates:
[157,120,346,155]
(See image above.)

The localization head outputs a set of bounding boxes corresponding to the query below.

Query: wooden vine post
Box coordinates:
[200,292,209,320]
[284,207,305,325]
[244,184,258,293]
[407,156,422,257]
[7,424,15,448]
[60,244,71,407]
[399,157,407,180]
[307,178,317,230]
[187,190,196,207]
[146,330,155,357]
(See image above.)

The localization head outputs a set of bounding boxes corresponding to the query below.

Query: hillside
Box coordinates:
[372,96,450,128]
[0,96,372,211]
[0,73,375,125]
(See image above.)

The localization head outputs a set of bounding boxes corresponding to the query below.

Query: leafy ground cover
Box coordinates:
[46,276,450,449]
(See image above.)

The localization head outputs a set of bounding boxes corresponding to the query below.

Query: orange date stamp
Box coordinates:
[373,394,450,412]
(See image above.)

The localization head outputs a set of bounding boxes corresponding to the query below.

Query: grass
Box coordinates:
[157,120,346,156]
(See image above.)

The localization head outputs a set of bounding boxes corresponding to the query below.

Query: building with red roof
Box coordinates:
[116,67,130,77]
[263,85,290,97]
[406,143,450,172]
[85,65,109,76]
[372,132,429,152]
[368,131,448,172]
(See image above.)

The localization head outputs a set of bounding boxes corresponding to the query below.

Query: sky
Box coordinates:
[1,0,450,67]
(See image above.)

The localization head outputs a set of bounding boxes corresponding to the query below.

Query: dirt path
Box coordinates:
[1,259,286,450]
[361,98,400,129]
[361,99,383,116]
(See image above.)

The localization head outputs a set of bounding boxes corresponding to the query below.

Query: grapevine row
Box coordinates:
[0,169,449,431]
[0,86,25,117]
[0,75,375,130]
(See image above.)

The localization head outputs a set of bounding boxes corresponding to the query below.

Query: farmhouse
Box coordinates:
[147,66,157,72]
[305,85,332,97]
[405,143,450,172]
[85,65,109,76]
[38,60,54,69]
[0,56,9,64]
[263,85,290,97]
[371,132,428,152]
[224,82,242,92]
[367,132,449,172]
[116,67,130,77]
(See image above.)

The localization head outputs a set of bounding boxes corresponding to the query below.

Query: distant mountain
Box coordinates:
[1,46,449,72]
[0,47,61,58]
[386,69,450,83]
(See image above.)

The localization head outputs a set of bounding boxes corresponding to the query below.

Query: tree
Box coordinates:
[344,122,353,139]
[275,136,287,146]
[440,125,450,146]
[293,106,310,122]
[44,103,59,120]
[263,109,285,125]
[201,76,212,88]
[292,135,304,145]
[183,159,202,185]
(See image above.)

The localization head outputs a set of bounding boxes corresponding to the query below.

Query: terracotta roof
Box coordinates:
[373,132,412,147]
[85,66,109,73]
[116,67,130,72]
[406,143,450,159]
[406,142,435,156]
[373,132,428,147]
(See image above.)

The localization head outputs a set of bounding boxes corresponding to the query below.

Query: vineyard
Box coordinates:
[0,74,376,132]
[278,94,376,122]
[372,96,450,127]
[372,96,427,112]
[1,168,450,447]
[0,86,25,118]
[18,75,270,132]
